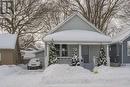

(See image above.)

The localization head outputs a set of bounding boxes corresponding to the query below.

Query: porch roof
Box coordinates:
[43,30,112,44]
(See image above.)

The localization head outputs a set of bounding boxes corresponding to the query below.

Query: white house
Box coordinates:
[43,13,112,69]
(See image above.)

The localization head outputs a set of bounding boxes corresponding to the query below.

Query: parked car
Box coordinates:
[27,58,42,70]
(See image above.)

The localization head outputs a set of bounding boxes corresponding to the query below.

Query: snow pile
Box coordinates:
[0,65,43,87]
[42,64,93,84]
[0,64,130,87]
[0,65,22,77]
[41,64,130,87]
[95,65,130,80]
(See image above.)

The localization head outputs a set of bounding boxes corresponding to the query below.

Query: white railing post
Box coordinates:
[45,43,49,68]
[79,44,82,64]
[107,45,110,66]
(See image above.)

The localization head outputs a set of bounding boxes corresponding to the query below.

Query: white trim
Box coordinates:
[122,43,124,64]
[60,44,62,57]
[127,41,130,56]
[107,45,110,66]
[79,44,82,63]
[52,42,111,45]
[45,44,49,68]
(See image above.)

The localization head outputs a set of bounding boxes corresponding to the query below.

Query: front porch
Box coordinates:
[45,43,110,70]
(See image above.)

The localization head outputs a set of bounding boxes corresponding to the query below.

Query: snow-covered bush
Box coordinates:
[97,46,107,66]
[48,40,57,65]
[71,48,80,66]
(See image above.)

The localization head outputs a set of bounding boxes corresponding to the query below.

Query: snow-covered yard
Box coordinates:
[0,64,130,87]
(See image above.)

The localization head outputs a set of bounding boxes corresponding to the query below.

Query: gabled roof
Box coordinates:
[46,12,102,35]
[43,13,112,44]
[0,34,17,49]
[112,29,130,43]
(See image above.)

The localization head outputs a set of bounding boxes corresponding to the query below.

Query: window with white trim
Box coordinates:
[127,41,130,56]
[55,44,68,57]
[61,44,68,57]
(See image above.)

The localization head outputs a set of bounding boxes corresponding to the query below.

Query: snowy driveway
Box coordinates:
[0,64,130,87]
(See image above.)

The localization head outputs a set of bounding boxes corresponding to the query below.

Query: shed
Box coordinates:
[0,34,19,65]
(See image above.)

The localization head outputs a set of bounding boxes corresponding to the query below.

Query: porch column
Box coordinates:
[79,44,82,63]
[45,43,49,68]
[106,45,110,66]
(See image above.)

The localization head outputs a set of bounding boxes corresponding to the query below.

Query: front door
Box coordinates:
[81,45,89,63]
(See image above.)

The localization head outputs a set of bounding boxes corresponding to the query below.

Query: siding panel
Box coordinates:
[0,49,15,65]
[123,36,130,63]
[54,15,97,33]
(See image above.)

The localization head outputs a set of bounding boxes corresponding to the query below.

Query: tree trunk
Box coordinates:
[16,38,22,64]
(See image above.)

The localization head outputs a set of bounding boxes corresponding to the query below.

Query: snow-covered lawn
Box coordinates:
[0,64,130,87]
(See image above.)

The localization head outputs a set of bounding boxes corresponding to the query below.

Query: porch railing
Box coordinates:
[57,57,72,65]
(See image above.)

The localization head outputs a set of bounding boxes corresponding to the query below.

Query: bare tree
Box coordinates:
[107,0,130,36]
[122,0,130,25]
[0,0,49,59]
[70,0,122,34]
[40,0,73,33]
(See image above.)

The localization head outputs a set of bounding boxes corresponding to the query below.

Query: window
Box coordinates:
[55,44,60,57]
[0,0,13,14]
[127,41,130,56]
[61,44,68,57]
[55,44,68,57]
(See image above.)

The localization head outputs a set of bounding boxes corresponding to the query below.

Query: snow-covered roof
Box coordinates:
[0,34,17,49]
[43,30,112,44]
[112,29,130,43]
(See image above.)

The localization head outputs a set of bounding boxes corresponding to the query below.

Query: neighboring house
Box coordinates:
[43,13,112,69]
[0,34,19,65]
[110,30,130,66]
